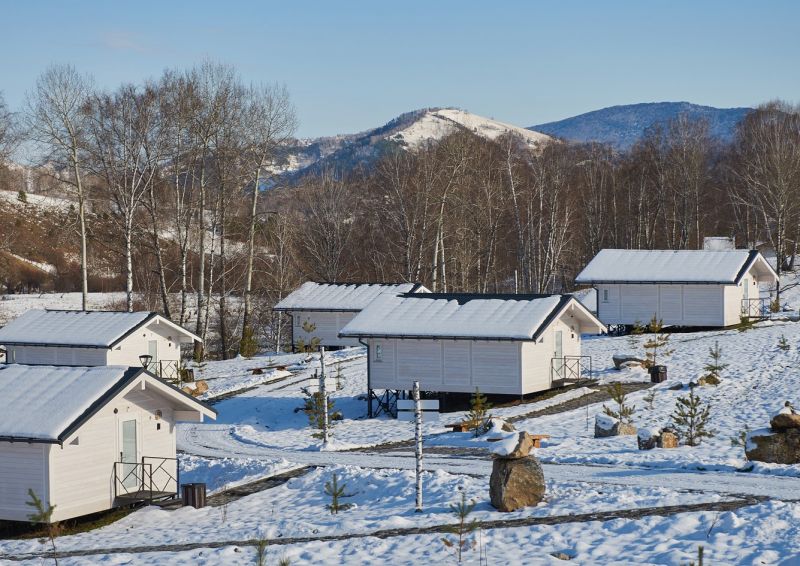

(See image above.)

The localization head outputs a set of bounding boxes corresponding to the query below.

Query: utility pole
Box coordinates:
[319,346,329,449]
[413,380,422,512]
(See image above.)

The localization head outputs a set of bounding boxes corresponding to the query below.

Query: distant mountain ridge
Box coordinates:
[277,108,552,182]
[529,102,752,150]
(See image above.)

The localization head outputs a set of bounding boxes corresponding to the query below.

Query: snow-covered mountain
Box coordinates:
[530,102,751,150]
[278,108,553,182]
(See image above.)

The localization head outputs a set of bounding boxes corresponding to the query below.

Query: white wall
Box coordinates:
[368,338,523,395]
[108,322,183,367]
[597,283,729,327]
[46,384,179,522]
[291,311,360,348]
[0,443,48,522]
[521,313,583,392]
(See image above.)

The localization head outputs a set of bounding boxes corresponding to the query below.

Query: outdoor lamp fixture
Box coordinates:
[139,354,153,368]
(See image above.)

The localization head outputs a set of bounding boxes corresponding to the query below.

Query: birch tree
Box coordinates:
[25,65,94,309]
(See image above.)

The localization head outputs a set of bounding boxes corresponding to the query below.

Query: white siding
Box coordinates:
[367,338,524,395]
[291,311,361,348]
[594,283,730,327]
[108,324,182,367]
[47,386,179,522]
[0,443,48,522]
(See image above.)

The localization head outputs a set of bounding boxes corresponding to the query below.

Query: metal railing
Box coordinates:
[145,360,181,382]
[551,355,593,384]
[114,456,179,504]
[741,298,771,319]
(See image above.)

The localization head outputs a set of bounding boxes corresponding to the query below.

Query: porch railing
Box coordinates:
[551,355,592,385]
[113,456,179,504]
[145,360,181,382]
[741,298,771,319]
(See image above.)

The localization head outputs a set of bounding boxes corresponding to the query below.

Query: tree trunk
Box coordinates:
[240,166,261,353]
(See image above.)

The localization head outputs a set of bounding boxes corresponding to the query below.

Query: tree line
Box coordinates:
[0,61,798,357]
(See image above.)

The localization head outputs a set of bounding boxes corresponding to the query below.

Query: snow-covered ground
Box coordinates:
[4,281,800,564]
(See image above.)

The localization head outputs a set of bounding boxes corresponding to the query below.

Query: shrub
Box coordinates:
[441,492,478,564]
[643,316,673,367]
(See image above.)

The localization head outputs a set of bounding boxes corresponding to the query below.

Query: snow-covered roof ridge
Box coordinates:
[340,292,604,340]
[274,282,428,312]
[0,309,199,348]
[0,365,137,442]
[575,249,777,285]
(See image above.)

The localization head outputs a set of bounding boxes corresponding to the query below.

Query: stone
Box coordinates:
[659,431,679,449]
[182,379,208,397]
[489,456,546,512]
[746,428,800,464]
[698,374,720,386]
[668,382,684,391]
[637,428,660,450]
[251,368,264,375]
[492,431,535,459]
[612,353,646,369]
[594,414,617,438]
[770,413,800,432]
[550,552,573,561]
[618,423,637,436]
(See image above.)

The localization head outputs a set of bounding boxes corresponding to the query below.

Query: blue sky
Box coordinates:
[1,1,798,137]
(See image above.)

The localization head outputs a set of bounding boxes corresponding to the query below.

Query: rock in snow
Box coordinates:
[746,428,800,464]
[489,456,546,512]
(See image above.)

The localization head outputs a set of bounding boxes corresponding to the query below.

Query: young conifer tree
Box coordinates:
[643,316,673,367]
[602,382,635,425]
[702,341,728,384]
[441,492,478,564]
[671,387,714,446]
[467,388,493,437]
[324,472,354,514]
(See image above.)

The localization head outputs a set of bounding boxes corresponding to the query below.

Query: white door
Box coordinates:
[743,278,749,301]
[553,330,564,380]
[121,420,139,490]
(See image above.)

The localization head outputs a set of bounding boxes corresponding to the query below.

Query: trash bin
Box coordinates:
[649,365,667,383]
[182,483,207,509]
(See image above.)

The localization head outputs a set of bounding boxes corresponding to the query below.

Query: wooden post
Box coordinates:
[413,380,422,512]
[320,346,329,449]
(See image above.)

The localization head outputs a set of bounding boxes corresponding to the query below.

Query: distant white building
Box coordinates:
[0,365,216,522]
[339,293,605,411]
[575,249,779,327]
[0,310,200,379]
[274,282,428,349]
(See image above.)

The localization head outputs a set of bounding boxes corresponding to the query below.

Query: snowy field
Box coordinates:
[3,283,800,564]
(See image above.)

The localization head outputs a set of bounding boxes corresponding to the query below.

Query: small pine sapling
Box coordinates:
[701,341,728,385]
[441,492,478,564]
[643,316,673,367]
[324,472,354,514]
[671,387,714,446]
[255,538,268,566]
[335,362,343,391]
[683,545,704,566]
[730,425,750,452]
[602,382,635,425]
[643,389,657,411]
[239,325,259,358]
[737,315,755,332]
[302,380,336,439]
[26,488,61,564]
[467,388,493,437]
[17,190,27,203]
[778,335,790,351]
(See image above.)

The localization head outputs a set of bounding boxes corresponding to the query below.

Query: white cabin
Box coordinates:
[274,282,428,349]
[575,249,779,327]
[339,293,605,398]
[0,310,201,379]
[0,365,215,522]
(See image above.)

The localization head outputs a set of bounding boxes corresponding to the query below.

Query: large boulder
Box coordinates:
[491,431,535,459]
[489,456,546,512]
[746,428,800,464]
[595,414,637,438]
[612,353,646,369]
[637,428,659,450]
[770,413,800,432]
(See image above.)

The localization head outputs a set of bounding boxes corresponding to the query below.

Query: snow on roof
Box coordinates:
[274,282,425,312]
[0,365,134,441]
[0,310,154,347]
[575,249,766,284]
[340,293,576,340]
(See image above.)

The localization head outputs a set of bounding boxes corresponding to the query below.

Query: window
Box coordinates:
[602,289,609,303]
[374,344,383,362]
